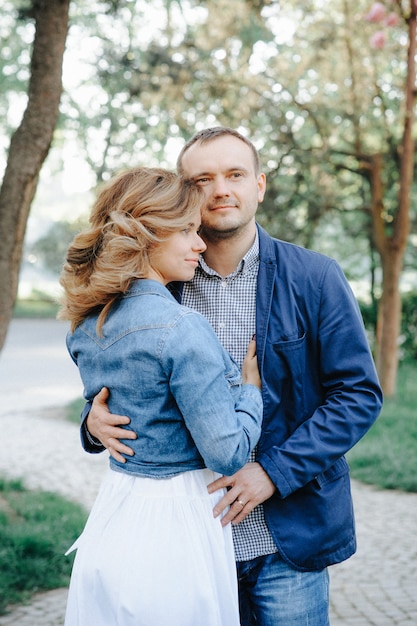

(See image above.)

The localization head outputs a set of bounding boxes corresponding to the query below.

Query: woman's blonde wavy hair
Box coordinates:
[58,167,204,333]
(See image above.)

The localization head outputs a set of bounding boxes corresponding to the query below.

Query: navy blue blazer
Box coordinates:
[255,225,382,570]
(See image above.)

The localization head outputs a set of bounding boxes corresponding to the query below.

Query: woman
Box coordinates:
[59,167,263,626]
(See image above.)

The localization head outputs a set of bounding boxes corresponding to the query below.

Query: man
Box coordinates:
[83,127,383,625]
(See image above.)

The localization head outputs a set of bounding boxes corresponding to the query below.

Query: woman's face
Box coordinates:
[147,207,206,285]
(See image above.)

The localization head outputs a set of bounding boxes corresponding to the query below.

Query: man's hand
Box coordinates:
[207,462,276,527]
[86,387,137,463]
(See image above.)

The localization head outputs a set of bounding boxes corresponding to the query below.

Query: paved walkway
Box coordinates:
[0,319,416,625]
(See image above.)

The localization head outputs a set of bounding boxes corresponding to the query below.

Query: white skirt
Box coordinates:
[64,467,240,626]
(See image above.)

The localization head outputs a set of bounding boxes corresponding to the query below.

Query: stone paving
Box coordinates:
[0,319,417,625]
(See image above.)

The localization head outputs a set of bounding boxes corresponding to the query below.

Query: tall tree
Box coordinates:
[366,0,415,395]
[0,0,70,351]
[247,0,417,395]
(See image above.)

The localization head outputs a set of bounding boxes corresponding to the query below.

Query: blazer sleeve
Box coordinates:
[257,258,383,498]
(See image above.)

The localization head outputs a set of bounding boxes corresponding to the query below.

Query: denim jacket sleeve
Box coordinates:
[163,310,263,476]
[80,402,105,454]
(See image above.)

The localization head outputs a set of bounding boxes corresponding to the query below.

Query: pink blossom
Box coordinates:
[365,2,387,23]
[384,12,399,26]
[370,30,387,49]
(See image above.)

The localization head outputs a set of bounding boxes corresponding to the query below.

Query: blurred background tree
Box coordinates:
[0,0,416,396]
[0,0,70,349]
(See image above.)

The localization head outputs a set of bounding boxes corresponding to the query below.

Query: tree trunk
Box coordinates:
[375,251,403,396]
[372,1,416,396]
[0,0,70,351]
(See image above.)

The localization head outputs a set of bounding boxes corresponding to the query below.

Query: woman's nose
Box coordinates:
[194,234,207,252]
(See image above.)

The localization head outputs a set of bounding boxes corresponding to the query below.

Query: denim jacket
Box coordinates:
[68,279,262,478]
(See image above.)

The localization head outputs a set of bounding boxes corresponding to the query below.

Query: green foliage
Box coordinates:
[65,396,86,425]
[28,218,87,275]
[358,290,417,361]
[0,478,87,615]
[399,291,417,360]
[58,0,277,179]
[2,0,417,388]
[13,294,59,318]
[358,298,378,342]
[348,361,417,492]
[0,1,32,139]
[3,0,417,266]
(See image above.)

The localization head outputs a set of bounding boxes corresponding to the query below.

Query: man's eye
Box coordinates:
[195,177,209,185]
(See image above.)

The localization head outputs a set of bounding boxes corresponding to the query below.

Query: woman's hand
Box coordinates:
[241,339,261,390]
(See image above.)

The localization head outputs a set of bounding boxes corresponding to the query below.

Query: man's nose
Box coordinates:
[212,177,230,197]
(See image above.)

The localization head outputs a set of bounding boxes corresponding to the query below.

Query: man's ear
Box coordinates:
[257,173,266,203]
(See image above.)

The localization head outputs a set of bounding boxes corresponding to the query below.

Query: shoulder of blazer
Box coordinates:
[256,223,335,273]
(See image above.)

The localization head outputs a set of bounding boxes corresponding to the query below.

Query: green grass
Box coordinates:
[0,363,415,615]
[13,298,59,319]
[0,477,87,616]
[348,361,417,492]
[65,396,86,425]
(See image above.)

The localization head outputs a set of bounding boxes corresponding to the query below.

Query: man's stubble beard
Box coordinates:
[199,223,242,243]
[199,212,256,244]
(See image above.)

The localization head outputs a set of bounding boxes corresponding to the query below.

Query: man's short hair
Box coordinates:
[177,127,261,175]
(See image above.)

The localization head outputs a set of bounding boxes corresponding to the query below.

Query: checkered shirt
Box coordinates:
[181,233,278,561]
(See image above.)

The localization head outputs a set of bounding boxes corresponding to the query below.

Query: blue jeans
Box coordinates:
[237,553,330,625]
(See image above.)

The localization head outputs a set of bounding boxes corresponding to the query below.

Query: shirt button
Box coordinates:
[221,281,228,288]
[219,322,226,329]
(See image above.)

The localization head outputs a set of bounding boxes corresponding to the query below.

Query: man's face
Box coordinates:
[179,135,266,241]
